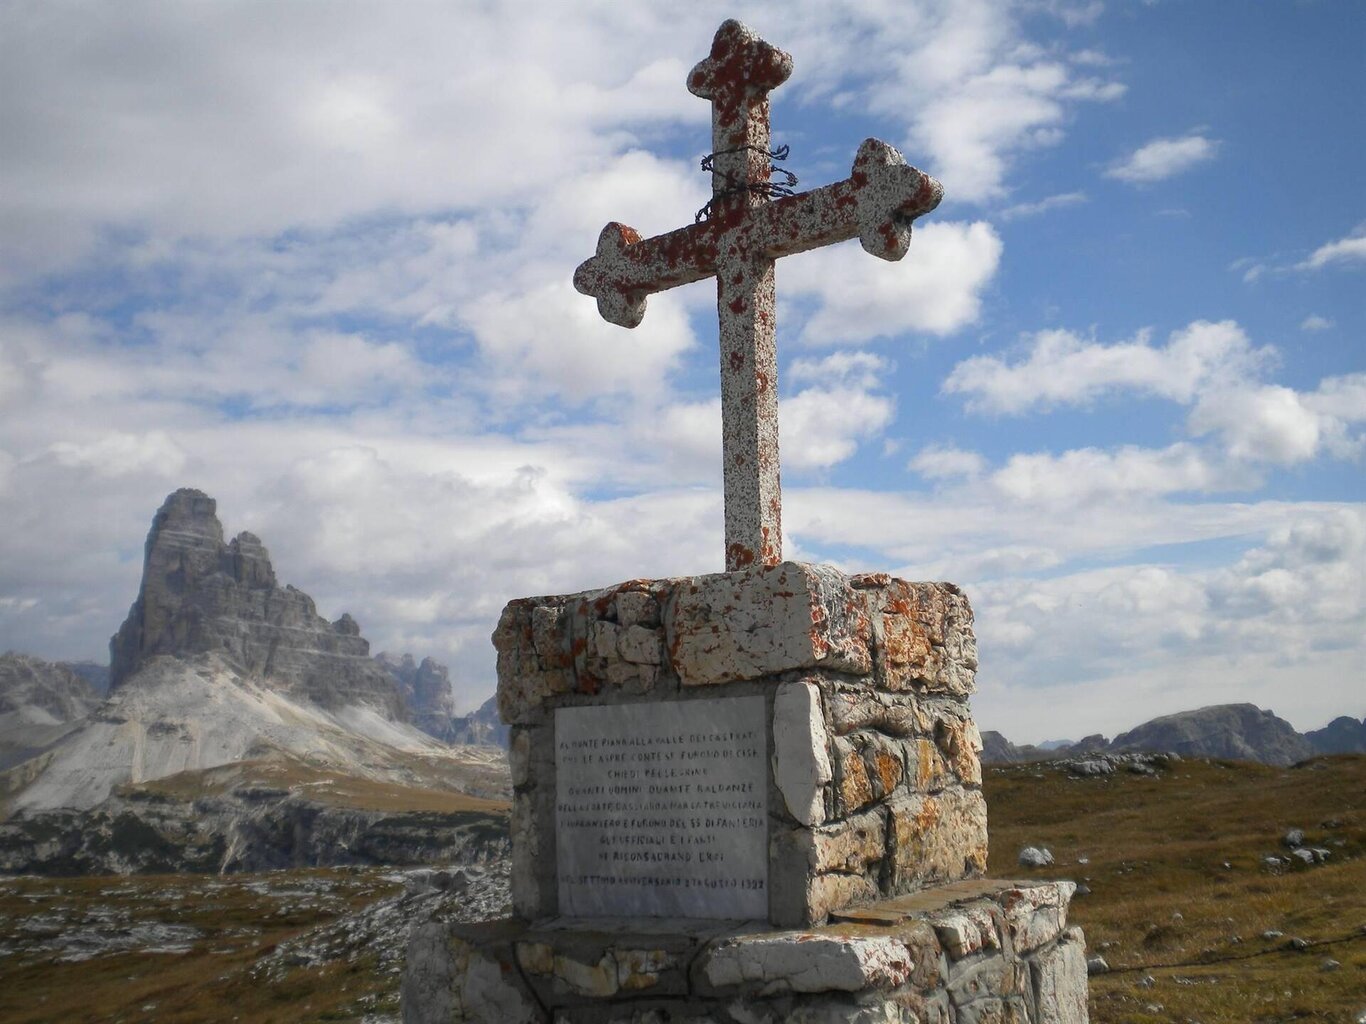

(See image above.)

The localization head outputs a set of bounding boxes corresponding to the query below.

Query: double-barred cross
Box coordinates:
[574,20,943,572]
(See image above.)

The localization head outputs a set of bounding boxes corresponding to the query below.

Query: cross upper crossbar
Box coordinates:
[574,20,943,572]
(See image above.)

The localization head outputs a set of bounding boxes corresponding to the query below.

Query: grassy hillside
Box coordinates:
[0,755,1360,1022]
[988,754,1366,1022]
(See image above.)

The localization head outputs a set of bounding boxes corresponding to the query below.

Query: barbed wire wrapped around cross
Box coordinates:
[695,144,798,222]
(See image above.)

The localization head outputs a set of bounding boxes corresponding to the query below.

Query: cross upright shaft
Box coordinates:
[574,20,943,572]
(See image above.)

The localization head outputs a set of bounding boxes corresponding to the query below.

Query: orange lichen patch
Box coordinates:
[838,745,874,813]
[726,541,756,570]
[868,748,904,797]
[912,738,941,790]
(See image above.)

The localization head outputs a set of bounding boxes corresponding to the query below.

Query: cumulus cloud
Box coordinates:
[1300,314,1334,332]
[943,320,1270,414]
[783,221,1003,344]
[997,191,1087,220]
[1190,374,1366,466]
[1297,231,1366,271]
[1105,132,1218,184]
[909,445,987,480]
[990,443,1242,505]
[781,352,895,470]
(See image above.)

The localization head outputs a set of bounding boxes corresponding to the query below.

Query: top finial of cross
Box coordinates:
[686,19,793,119]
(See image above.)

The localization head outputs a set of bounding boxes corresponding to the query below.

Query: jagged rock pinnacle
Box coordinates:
[109,489,405,717]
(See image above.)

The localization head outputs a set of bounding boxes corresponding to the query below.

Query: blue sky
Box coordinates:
[0,1,1361,742]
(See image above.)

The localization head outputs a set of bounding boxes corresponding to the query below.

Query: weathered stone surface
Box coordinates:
[405,883,1085,1022]
[833,737,875,816]
[858,732,906,800]
[784,1000,926,1024]
[772,681,832,826]
[1031,926,1088,1023]
[402,923,456,1024]
[886,788,989,893]
[509,726,535,789]
[618,624,665,666]
[805,873,880,926]
[700,931,920,995]
[668,563,871,686]
[495,599,573,724]
[932,903,1004,960]
[948,951,1029,1008]
[955,996,1034,1024]
[858,579,976,696]
[614,589,662,629]
[511,788,555,919]
[805,808,887,875]
[1001,883,1075,954]
[109,488,405,715]
[446,928,545,1024]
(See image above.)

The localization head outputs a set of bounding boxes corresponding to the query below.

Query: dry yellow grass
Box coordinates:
[986,754,1366,1022]
[129,756,510,815]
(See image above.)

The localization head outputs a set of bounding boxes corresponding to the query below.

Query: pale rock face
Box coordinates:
[109,488,405,717]
[669,562,873,686]
[772,680,832,826]
[1032,926,1089,1023]
[701,932,920,995]
[455,943,542,1024]
[0,653,101,771]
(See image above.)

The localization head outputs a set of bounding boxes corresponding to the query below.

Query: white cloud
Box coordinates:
[909,445,987,480]
[943,320,1270,414]
[783,221,1003,344]
[1297,231,1366,271]
[463,282,697,405]
[782,352,895,470]
[1304,372,1366,424]
[1189,386,1324,465]
[1105,133,1218,184]
[1300,314,1334,332]
[1190,374,1366,466]
[862,4,1125,203]
[45,432,188,479]
[998,191,1087,220]
[990,443,1240,505]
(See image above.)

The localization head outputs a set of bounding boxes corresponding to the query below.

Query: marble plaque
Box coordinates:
[555,696,768,919]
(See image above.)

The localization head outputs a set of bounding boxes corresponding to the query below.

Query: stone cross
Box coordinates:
[574,20,943,572]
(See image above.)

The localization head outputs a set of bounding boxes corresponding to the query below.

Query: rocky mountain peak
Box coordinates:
[109,489,405,718]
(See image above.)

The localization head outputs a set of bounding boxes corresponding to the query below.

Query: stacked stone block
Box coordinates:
[493,561,989,928]
[403,879,1088,1023]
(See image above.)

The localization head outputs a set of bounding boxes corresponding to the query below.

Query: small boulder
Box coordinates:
[1282,828,1305,848]
[1086,955,1110,975]
[1018,846,1054,867]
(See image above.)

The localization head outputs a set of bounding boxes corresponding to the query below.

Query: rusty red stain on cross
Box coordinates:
[574,20,943,572]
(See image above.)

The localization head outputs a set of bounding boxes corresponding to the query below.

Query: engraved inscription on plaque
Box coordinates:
[555,697,768,919]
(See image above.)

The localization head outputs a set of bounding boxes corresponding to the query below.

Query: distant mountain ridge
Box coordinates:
[0,653,101,771]
[374,649,509,748]
[982,702,1366,767]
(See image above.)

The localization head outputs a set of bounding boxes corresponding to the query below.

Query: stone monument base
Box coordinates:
[402,878,1087,1023]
